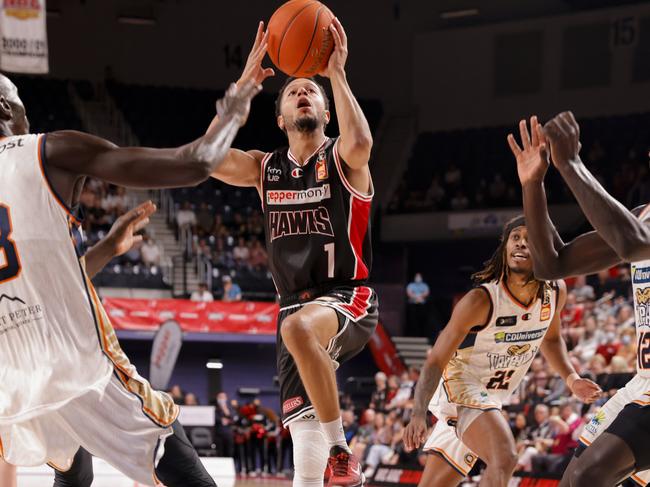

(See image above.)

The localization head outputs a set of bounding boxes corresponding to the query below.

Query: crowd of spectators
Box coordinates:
[390,113,650,214]
[79,179,165,274]
[174,199,273,294]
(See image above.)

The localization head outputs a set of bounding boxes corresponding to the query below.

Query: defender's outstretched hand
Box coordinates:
[543,111,582,170]
[570,377,602,404]
[507,115,550,186]
[238,21,275,87]
[106,200,156,256]
[321,17,348,78]
[216,81,262,127]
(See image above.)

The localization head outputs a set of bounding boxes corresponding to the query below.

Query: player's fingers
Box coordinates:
[253,21,264,49]
[329,23,342,49]
[519,119,531,150]
[334,17,348,45]
[535,122,547,145]
[131,235,143,245]
[507,134,522,157]
[133,218,150,233]
[564,111,580,137]
[261,67,275,81]
[530,116,539,147]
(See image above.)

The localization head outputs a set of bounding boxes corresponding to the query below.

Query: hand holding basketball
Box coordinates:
[237,21,275,88]
[320,17,347,78]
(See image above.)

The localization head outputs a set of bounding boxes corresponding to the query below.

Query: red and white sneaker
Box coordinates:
[326,446,365,487]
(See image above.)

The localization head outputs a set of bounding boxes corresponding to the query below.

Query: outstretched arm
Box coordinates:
[508,117,622,280]
[540,281,601,403]
[208,22,276,188]
[85,201,155,278]
[545,111,650,263]
[321,18,372,195]
[46,82,261,190]
[403,288,491,451]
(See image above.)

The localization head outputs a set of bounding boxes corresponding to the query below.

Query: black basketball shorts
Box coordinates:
[276,284,378,426]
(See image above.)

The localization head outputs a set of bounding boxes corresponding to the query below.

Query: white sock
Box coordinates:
[320,417,350,452]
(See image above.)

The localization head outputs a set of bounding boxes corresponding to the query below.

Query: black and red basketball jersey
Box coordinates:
[260,137,372,299]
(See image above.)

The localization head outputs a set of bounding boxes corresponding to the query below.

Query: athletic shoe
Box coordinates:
[326,446,365,487]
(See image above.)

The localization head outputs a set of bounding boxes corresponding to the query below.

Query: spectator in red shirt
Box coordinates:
[531,402,584,474]
[595,323,621,364]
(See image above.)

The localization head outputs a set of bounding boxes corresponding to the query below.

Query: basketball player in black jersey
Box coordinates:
[206,20,377,487]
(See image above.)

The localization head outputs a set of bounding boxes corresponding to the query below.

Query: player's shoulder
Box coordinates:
[456,286,492,314]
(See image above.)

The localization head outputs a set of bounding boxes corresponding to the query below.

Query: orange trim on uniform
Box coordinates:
[632,399,650,406]
[0,436,4,458]
[37,134,81,226]
[87,283,174,427]
[430,447,471,476]
[631,473,647,486]
[578,436,591,446]
[500,280,535,310]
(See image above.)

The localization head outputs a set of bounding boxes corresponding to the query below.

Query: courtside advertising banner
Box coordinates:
[149,320,183,390]
[0,0,49,74]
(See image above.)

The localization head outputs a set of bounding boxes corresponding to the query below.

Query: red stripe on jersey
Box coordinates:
[340,286,373,320]
[348,196,371,280]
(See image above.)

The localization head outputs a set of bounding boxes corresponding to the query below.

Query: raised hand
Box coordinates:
[217,81,262,127]
[543,111,582,170]
[106,200,156,256]
[320,17,348,78]
[570,377,602,404]
[507,116,550,186]
[238,21,275,87]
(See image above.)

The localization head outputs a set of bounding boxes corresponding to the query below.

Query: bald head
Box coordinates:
[0,74,29,136]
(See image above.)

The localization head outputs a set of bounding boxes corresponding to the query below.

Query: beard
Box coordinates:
[286,112,324,134]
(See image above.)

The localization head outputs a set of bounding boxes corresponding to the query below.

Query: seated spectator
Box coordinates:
[249,239,268,271]
[233,237,251,267]
[450,190,469,211]
[222,276,242,302]
[140,235,161,267]
[518,404,554,471]
[169,384,184,405]
[370,372,388,411]
[176,201,197,230]
[184,393,199,406]
[573,275,595,302]
[191,282,214,303]
[595,323,621,364]
[342,409,359,444]
[531,401,584,475]
[196,202,214,236]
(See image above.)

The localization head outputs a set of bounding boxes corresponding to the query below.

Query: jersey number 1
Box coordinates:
[0,204,21,283]
[324,243,334,279]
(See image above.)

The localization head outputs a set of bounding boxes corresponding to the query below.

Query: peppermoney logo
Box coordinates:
[494,328,546,343]
[633,266,650,284]
[267,184,331,206]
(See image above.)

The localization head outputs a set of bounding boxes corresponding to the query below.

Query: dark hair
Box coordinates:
[274,77,330,117]
[472,215,539,286]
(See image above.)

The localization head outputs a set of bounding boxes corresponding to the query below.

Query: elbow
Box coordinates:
[618,238,650,263]
[533,263,561,281]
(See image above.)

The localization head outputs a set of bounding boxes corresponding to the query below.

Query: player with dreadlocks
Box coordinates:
[403,217,601,487]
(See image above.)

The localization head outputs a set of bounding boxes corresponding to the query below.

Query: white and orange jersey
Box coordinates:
[630,204,650,379]
[0,134,177,427]
[430,279,558,411]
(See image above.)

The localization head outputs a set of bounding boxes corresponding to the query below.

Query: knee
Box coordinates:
[281,315,316,352]
[487,447,518,475]
[570,461,602,487]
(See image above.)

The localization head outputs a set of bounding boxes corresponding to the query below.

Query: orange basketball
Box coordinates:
[267,0,335,78]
